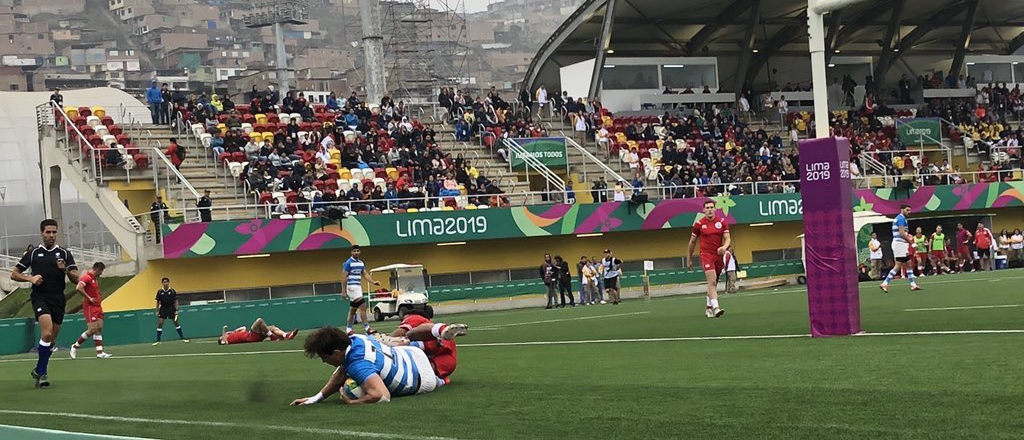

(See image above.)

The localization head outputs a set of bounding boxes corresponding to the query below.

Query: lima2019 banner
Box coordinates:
[897,118,942,146]
[163,182,1024,258]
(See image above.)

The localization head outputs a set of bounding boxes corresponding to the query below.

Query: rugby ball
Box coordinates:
[341,378,364,400]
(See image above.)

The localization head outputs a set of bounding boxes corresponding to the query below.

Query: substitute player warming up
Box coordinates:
[687,200,730,318]
[881,204,922,292]
[70,262,111,359]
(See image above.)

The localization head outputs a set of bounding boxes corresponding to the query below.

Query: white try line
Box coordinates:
[0,423,155,439]
[3,330,1024,365]
[473,311,651,331]
[904,304,1023,312]
[0,410,462,440]
[459,329,1024,347]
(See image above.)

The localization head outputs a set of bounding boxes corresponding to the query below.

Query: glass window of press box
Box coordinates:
[660,65,717,90]
[967,63,1013,83]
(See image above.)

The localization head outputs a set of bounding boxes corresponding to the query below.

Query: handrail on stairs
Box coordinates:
[503,138,566,199]
[560,133,633,190]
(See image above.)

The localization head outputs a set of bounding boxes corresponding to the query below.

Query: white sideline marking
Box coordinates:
[473,311,650,331]
[2,330,1023,364]
[0,423,154,439]
[0,410,461,440]
[904,304,1023,312]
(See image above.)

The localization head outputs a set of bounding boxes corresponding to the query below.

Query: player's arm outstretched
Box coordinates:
[291,366,348,405]
[362,270,380,287]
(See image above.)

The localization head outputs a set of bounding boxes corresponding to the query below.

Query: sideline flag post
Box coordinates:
[799,137,861,337]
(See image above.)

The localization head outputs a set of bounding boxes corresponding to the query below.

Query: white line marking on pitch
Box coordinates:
[3,331,1023,364]
[0,410,462,440]
[0,423,155,439]
[473,311,650,331]
[904,304,1023,312]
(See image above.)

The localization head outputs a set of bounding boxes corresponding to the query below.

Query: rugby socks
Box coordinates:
[346,327,353,334]
[176,326,185,339]
[907,269,918,286]
[93,335,104,354]
[36,340,52,375]
[710,298,720,309]
[156,328,163,341]
[883,269,898,284]
[74,332,89,348]
[364,322,372,332]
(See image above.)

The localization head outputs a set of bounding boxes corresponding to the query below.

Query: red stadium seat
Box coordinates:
[133,154,149,169]
[258,192,274,205]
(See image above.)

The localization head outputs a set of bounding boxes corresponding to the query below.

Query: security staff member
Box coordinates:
[11,219,79,388]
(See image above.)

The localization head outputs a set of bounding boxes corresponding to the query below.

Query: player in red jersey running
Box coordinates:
[70,262,111,359]
[687,200,731,318]
[218,318,297,345]
[376,311,469,384]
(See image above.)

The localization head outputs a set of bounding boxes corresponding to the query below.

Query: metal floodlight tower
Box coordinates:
[808,0,868,138]
[243,0,310,99]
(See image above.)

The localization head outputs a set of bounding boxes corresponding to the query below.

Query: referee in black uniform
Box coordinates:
[153,277,188,345]
[11,219,79,388]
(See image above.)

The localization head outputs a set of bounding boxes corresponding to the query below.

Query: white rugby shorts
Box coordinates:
[891,240,910,259]
[345,284,364,301]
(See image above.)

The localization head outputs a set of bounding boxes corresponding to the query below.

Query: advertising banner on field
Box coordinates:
[508,137,567,171]
[897,118,942,146]
[163,182,1024,259]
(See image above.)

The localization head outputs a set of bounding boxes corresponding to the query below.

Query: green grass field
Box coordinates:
[2,270,1023,439]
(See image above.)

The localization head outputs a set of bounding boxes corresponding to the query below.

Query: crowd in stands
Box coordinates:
[179,85,510,215]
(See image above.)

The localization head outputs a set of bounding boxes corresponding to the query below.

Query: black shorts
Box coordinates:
[895,256,910,263]
[349,297,366,308]
[604,276,619,290]
[978,248,991,258]
[31,293,66,325]
[158,308,177,319]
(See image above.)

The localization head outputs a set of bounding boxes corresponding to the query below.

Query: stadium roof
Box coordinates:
[525,0,1024,90]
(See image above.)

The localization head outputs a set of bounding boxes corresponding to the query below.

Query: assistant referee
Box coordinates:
[11,219,79,388]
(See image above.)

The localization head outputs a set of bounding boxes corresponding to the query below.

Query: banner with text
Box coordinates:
[897,118,942,146]
[509,137,568,171]
[162,182,1024,258]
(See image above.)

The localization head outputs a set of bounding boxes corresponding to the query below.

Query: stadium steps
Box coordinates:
[137,125,259,221]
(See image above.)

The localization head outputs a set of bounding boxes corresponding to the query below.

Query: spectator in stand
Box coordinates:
[209,132,225,158]
[166,138,184,171]
[159,83,172,125]
[210,94,224,115]
[197,190,212,222]
[49,88,63,107]
[146,80,163,124]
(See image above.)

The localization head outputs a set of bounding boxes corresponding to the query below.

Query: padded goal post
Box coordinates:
[799,137,861,337]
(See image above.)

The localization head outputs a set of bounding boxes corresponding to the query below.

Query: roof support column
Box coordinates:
[733,0,762,100]
[589,0,619,100]
[872,0,906,93]
[823,10,841,64]
[949,0,979,81]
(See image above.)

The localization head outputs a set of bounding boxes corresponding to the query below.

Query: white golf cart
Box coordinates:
[366,264,433,322]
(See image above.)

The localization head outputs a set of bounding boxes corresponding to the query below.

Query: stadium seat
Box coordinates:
[406,208,419,213]
[86,115,101,127]
[255,114,267,125]
[78,107,91,117]
[65,107,79,119]
[241,123,253,134]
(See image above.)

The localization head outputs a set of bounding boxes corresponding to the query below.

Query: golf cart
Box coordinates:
[366,264,433,321]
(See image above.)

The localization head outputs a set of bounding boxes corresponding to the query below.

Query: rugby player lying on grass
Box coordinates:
[290,321,468,406]
[218,318,297,345]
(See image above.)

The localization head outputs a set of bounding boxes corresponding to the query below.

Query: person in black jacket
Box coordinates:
[539,254,557,309]
[554,255,575,307]
[197,190,213,222]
